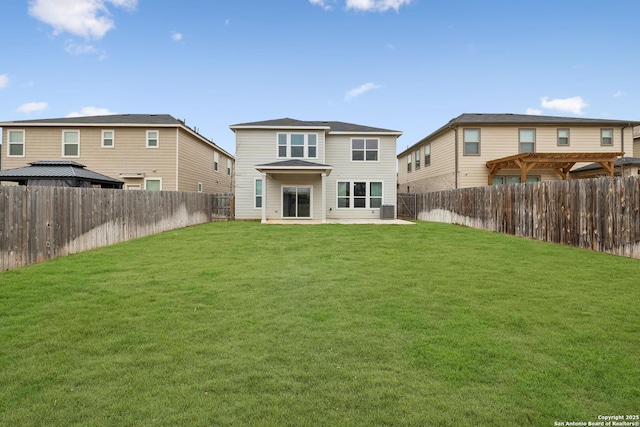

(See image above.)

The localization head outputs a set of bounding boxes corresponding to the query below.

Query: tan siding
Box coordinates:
[398,130,456,192]
[2,126,178,190]
[177,129,233,193]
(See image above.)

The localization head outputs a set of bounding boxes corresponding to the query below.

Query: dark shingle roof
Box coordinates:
[230,117,401,134]
[0,160,123,185]
[256,159,331,168]
[572,157,640,173]
[0,114,182,126]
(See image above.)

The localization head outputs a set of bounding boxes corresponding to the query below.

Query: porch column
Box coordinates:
[321,173,327,224]
[261,172,267,224]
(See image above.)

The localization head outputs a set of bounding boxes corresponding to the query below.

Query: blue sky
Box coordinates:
[1,0,638,155]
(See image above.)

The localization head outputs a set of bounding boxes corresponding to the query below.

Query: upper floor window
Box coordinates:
[424,143,431,166]
[227,158,232,176]
[214,152,219,172]
[146,130,159,148]
[463,129,480,155]
[277,133,317,159]
[351,138,378,161]
[62,130,80,157]
[601,128,613,146]
[102,130,114,148]
[415,148,421,170]
[557,128,569,146]
[8,130,25,157]
[519,129,536,153]
[407,153,412,172]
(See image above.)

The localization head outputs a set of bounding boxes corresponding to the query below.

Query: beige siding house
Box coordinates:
[230,118,402,223]
[398,113,637,193]
[0,114,234,193]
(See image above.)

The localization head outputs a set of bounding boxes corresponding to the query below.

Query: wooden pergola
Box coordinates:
[485,152,623,185]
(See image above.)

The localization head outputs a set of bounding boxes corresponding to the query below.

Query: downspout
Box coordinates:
[451,125,459,189]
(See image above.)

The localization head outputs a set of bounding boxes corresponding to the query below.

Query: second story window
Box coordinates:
[8,130,25,157]
[214,152,219,172]
[407,153,412,172]
[227,158,232,176]
[557,128,569,146]
[601,128,613,146]
[424,143,431,166]
[277,133,318,159]
[463,129,480,155]
[415,148,420,170]
[102,130,114,148]
[351,138,378,161]
[146,130,159,148]
[519,129,536,153]
[62,130,80,157]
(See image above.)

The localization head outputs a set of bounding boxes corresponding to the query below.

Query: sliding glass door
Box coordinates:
[282,187,311,218]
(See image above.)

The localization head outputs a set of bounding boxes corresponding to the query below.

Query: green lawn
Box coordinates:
[1,221,638,426]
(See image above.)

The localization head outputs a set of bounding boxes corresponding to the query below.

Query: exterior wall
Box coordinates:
[1,126,178,190]
[634,137,640,158]
[325,133,397,220]
[177,129,233,194]
[398,130,456,193]
[398,123,631,192]
[264,174,323,220]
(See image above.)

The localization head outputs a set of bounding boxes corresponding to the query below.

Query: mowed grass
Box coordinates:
[1,221,638,426]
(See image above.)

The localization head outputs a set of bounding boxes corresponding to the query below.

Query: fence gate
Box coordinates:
[211,193,234,220]
[396,193,417,220]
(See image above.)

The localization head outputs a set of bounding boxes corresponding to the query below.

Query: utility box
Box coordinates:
[380,205,395,220]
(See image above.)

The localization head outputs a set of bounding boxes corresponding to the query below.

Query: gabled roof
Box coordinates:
[398,113,639,157]
[572,156,640,173]
[230,117,401,135]
[0,114,182,126]
[0,160,123,187]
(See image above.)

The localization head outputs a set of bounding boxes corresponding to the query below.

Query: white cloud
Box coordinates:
[64,40,98,55]
[67,106,116,117]
[17,101,48,113]
[310,0,414,11]
[171,31,183,41]
[526,108,543,115]
[345,82,381,100]
[540,96,589,115]
[613,90,625,98]
[0,74,9,88]
[346,0,413,12]
[28,0,137,39]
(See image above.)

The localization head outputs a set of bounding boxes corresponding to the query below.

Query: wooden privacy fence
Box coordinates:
[414,176,640,259]
[1,186,234,271]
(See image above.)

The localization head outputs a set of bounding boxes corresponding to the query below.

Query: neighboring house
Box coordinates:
[0,114,234,193]
[0,160,123,188]
[397,113,637,193]
[230,118,402,223]
[571,157,640,179]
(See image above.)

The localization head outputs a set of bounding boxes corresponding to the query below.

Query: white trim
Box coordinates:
[254,177,263,209]
[197,182,203,192]
[125,184,141,190]
[280,185,313,219]
[214,151,219,172]
[144,177,162,191]
[7,129,25,157]
[62,130,80,158]
[101,129,115,148]
[146,130,159,148]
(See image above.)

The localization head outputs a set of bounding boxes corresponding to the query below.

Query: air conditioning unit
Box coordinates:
[380,205,395,220]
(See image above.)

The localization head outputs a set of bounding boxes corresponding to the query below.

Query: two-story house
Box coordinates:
[230,118,402,223]
[398,113,637,193]
[0,114,234,193]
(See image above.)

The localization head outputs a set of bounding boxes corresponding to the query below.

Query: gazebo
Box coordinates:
[0,160,123,189]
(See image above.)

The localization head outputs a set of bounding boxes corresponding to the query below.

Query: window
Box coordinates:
[255,179,263,208]
[407,154,412,172]
[415,149,421,170]
[214,152,219,172]
[145,178,162,191]
[102,130,114,148]
[337,181,383,209]
[62,130,80,157]
[351,138,378,161]
[8,130,25,157]
[146,130,159,148]
[197,182,203,192]
[557,128,569,146]
[277,133,318,159]
[492,176,540,185]
[424,143,431,166]
[601,128,613,146]
[519,129,536,153]
[227,159,232,176]
[463,129,480,155]
[126,184,141,190]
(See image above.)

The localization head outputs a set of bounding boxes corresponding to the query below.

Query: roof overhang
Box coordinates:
[485,152,624,184]
[255,160,333,176]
